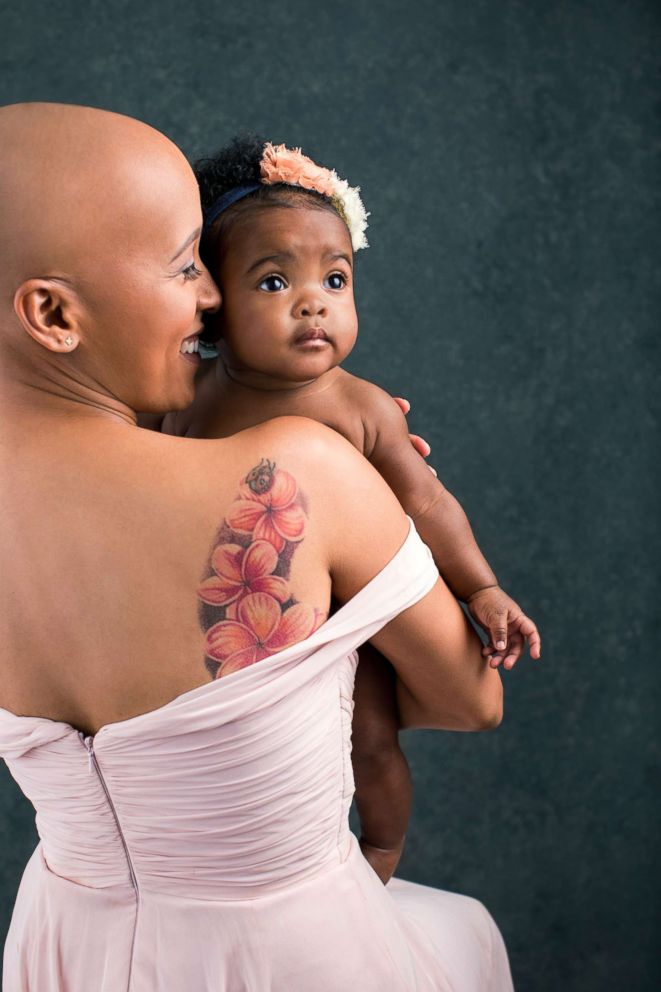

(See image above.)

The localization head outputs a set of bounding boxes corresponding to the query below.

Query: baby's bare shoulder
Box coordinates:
[337,370,399,416]
[335,372,404,455]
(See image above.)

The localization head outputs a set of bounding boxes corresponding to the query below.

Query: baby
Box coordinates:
[162,135,541,883]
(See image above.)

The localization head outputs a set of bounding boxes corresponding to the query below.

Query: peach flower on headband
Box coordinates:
[260,143,337,198]
[259,142,369,251]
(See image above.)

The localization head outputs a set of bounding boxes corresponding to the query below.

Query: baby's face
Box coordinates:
[208,206,358,385]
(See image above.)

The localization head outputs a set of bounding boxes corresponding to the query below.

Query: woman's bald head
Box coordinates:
[0,103,220,415]
[0,102,193,285]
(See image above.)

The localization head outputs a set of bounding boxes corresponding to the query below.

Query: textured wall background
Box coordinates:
[0,1,659,989]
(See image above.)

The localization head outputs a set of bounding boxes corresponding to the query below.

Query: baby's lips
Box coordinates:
[295,327,329,344]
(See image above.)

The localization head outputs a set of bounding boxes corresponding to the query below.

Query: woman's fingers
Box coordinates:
[408,433,431,458]
[393,396,411,414]
[392,396,434,461]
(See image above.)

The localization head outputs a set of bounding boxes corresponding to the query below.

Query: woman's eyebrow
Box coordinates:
[169,226,202,263]
[245,251,295,275]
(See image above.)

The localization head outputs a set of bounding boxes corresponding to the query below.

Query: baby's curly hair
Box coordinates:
[194,133,341,255]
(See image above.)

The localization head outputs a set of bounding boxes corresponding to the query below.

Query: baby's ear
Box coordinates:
[13,278,84,353]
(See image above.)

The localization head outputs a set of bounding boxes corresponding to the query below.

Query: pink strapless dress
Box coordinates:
[0,522,513,991]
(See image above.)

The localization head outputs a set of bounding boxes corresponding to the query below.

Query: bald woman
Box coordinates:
[0,104,512,991]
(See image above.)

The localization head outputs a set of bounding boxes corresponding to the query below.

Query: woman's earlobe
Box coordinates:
[13,279,81,353]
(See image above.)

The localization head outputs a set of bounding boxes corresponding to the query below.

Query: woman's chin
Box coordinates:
[140,382,196,416]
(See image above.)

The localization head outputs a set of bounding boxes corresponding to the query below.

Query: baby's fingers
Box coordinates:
[514,614,542,659]
[488,610,509,654]
[501,630,524,670]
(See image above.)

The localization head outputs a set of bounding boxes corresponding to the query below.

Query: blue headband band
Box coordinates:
[203,182,262,230]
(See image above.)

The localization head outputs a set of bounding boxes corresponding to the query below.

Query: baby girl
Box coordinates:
[162,135,541,883]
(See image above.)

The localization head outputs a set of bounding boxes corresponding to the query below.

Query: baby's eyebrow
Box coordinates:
[325,251,353,268]
[246,251,295,275]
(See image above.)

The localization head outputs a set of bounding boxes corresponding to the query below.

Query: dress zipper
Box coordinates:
[78,731,140,894]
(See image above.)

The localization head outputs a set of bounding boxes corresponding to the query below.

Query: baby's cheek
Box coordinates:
[340,303,359,351]
[345,298,359,335]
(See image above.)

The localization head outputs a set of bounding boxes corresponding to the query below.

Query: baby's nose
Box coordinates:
[299,297,327,317]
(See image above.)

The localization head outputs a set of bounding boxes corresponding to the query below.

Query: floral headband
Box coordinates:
[203,142,369,251]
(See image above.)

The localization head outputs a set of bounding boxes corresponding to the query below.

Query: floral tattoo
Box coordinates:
[198,459,326,679]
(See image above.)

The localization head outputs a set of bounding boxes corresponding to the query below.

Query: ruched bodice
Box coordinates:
[1,645,359,899]
[0,522,513,991]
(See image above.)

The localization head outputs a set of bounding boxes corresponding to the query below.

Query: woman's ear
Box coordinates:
[13,278,83,353]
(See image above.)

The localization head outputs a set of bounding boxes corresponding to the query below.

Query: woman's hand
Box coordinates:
[392,396,437,476]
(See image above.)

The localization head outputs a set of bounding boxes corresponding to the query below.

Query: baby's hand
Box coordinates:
[466,585,541,670]
[392,396,437,476]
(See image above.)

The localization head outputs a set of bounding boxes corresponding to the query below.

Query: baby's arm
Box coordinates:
[363,384,540,666]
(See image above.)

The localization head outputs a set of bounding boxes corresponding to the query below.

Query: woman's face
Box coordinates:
[207,205,358,388]
[75,155,221,415]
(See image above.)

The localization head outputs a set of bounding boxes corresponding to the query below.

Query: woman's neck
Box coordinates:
[0,349,137,427]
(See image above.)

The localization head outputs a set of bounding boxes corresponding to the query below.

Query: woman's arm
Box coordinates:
[373,581,503,731]
[311,424,503,732]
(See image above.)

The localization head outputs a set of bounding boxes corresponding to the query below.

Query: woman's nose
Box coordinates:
[198,266,222,313]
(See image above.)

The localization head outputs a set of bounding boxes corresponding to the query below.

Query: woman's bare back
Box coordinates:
[0,414,336,737]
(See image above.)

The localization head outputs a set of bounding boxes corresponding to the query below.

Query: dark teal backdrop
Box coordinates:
[1,2,658,989]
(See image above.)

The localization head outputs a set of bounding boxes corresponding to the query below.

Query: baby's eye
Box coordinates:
[258,274,287,292]
[182,262,203,282]
[325,272,347,290]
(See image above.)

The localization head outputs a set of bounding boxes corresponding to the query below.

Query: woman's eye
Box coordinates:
[182,262,203,282]
[258,275,287,292]
[325,272,347,290]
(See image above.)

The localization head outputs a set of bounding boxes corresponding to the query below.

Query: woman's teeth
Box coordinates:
[180,337,200,355]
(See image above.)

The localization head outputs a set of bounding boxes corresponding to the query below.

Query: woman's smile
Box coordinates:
[180,332,202,364]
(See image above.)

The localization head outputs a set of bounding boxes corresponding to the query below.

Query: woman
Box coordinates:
[0,102,512,990]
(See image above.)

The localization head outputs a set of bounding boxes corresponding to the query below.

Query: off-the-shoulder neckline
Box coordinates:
[0,519,418,742]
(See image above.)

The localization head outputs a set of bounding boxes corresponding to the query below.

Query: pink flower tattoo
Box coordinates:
[225,463,305,553]
[198,459,325,679]
[206,593,324,676]
[198,541,290,613]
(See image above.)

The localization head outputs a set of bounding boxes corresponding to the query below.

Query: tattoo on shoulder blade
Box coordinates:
[198,459,326,679]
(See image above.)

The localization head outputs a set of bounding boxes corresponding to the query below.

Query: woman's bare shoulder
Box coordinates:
[130,413,408,601]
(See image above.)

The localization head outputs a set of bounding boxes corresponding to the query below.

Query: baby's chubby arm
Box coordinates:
[363,384,495,597]
[363,384,540,666]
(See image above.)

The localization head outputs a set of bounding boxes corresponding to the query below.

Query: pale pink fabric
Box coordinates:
[0,522,513,991]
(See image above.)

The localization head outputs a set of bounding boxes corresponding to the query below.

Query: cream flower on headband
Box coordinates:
[260,142,369,251]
